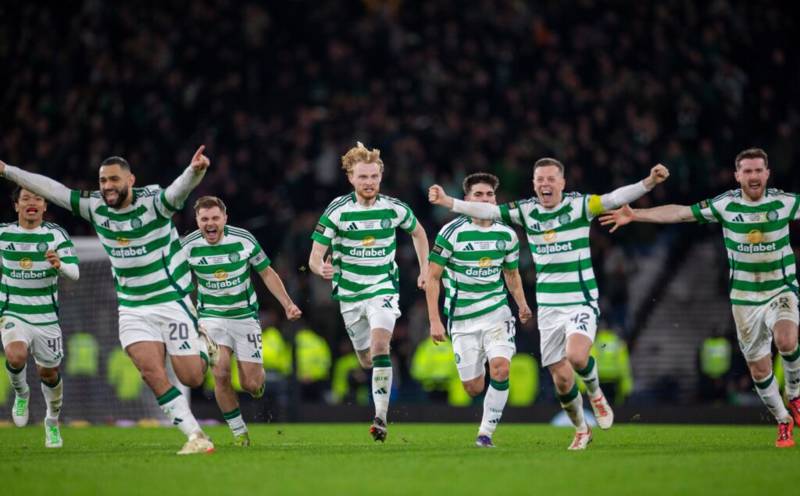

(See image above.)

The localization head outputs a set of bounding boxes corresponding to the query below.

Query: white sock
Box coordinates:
[5,362,29,397]
[754,374,791,423]
[559,384,588,432]
[781,346,800,400]
[371,355,392,422]
[41,374,63,421]
[157,387,201,437]
[223,408,248,436]
[576,356,601,399]
[479,378,509,437]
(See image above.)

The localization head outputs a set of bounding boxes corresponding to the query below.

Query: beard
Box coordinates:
[102,186,130,208]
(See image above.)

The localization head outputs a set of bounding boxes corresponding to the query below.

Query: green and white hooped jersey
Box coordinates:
[312,193,418,303]
[68,186,192,308]
[499,192,604,307]
[691,188,800,306]
[0,222,78,326]
[429,216,519,325]
[182,225,271,320]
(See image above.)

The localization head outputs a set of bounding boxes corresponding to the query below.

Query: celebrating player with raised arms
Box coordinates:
[601,148,800,448]
[308,142,429,442]
[430,158,669,449]
[426,173,532,447]
[0,148,218,455]
[1,187,79,448]
[183,196,301,447]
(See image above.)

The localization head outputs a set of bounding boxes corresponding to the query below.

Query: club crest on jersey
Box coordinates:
[229,252,241,263]
[380,218,392,229]
[746,230,764,244]
[19,257,33,270]
[35,241,48,252]
[767,210,779,222]
[558,213,571,225]
[362,236,376,247]
[543,230,557,243]
[131,218,143,229]
[478,257,492,268]
[496,239,507,251]
[214,269,228,281]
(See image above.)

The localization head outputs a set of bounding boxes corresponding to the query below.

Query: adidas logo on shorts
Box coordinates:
[178,341,191,350]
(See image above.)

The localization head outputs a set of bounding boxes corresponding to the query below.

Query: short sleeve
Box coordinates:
[396,201,418,233]
[498,201,524,226]
[690,198,721,224]
[55,230,79,266]
[249,241,272,272]
[311,214,337,246]
[429,233,453,267]
[502,231,520,270]
[69,190,96,222]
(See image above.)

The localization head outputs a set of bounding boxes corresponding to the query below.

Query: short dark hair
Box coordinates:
[11,186,45,204]
[734,148,768,170]
[194,195,227,214]
[100,156,131,170]
[462,172,500,195]
[533,157,565,175]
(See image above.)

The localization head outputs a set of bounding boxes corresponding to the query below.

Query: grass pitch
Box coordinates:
[1,423,796,495]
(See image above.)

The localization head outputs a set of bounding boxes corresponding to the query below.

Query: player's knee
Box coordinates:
[566,352,588,371]
[775,334,797,354]
[463,380,484,397]
[490,362,510,382]
[243,377,264,394]
[181,372,205,389]
[39,368,59,383]
[5,350,27,368]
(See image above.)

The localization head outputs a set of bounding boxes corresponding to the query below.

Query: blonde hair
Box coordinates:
[341,141,384,174]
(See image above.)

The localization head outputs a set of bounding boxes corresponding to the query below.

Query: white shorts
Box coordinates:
[201,317,263,363]
[538,304,598,367]
[451,317,517,381]
[340,294,401,351]
[732,292,799,362]
[0,316,63,368]
[118,298,206,357]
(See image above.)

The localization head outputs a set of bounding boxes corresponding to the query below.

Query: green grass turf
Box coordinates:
[1,423,797,495]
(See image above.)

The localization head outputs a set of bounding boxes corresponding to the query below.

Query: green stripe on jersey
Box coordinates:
[314,194,417,302]
[433,216,519,323]
[693,189,799,304]
[70,185,193,306]
[183,225,270,319]
[500,194,599,306]
[0,222,76,325]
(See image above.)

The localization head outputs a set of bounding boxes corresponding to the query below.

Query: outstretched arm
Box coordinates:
[258,266,302,320]
[162,145,210,210]
[592,164,670,215]
[599,204,696,232]
[428,184,502,220]
[409,222,430,290]
[0,160,72,210]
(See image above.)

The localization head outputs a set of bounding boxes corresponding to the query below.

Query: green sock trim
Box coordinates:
[372,354,391,368]
[754,374,774,390]
[490,378,509,391]
[5,361,24,374]
[557,383,580,403]
[156,386,181,406]
[576,356,595,377]
[223,408,242,420]
[41,373,62,388]
[781,345,800,363]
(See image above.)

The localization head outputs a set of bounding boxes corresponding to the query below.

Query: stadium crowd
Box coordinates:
[1,0,799,403]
